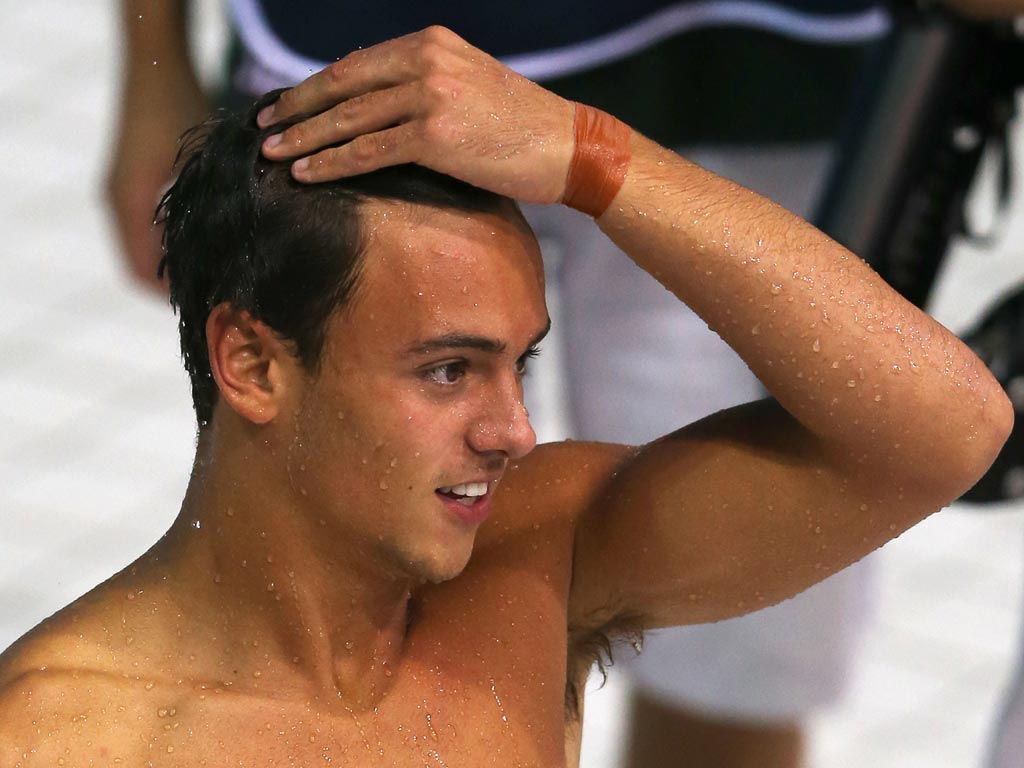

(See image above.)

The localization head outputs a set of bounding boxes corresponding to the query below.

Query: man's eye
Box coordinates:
[515,345,541,376]
[425,362,466,385]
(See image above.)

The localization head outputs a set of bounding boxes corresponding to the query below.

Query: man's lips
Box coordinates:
[436,481,490,503]
[434,479,498,525]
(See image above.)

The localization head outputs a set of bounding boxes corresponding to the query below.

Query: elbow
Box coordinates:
[941,388,1015,501]
[990,387,1015,445]
[978,386,1015,469]
[976,388,1014,467]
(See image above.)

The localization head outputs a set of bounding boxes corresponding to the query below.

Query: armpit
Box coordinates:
[564,611,645,721]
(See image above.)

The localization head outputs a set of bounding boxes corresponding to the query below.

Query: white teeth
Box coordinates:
[438,482,488,498]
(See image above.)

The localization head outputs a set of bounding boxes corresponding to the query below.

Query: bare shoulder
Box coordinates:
[495,439,637,527]
[0,578,166,762]
[0,635,148,764]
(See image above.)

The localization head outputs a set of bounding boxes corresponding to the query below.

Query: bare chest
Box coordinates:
[188,565,575,766]
[145,673,575,768]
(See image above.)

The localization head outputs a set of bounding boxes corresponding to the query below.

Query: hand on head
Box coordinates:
[256,26,577,206]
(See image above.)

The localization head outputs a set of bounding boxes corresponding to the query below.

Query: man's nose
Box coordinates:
[468,385,537,459]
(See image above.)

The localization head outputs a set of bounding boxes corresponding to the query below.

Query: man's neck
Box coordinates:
[151,438,418,710]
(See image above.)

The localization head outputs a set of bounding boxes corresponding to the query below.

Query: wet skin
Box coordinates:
[0,203,623,767]
[0,27,1014,759]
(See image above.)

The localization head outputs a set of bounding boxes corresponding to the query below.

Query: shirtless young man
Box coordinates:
[0,26,1012,767]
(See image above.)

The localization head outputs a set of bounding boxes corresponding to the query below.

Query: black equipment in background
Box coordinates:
[812,4,1024,503]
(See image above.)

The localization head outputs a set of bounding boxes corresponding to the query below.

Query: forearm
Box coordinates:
[122,0,191,63]
[119,1,199,105]
[597,133,1012,497]
[109,1,209,288]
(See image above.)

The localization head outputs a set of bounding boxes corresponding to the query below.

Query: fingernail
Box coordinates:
[263,133,283,151]
[256,105,276,127]
[292,158,310,177]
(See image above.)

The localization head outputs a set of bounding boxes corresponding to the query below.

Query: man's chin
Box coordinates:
[407,542,474,585]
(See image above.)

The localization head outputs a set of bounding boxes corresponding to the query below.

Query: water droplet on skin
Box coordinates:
[874,394,882,402]
[379,479,389,490]
[191,519,201,530]
[770,283,783,295]
[812,339,821,353]
[751,324,761,335]
[859,504,869,512]
[846,380,857,388]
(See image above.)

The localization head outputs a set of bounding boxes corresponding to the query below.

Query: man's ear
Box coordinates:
[206,303,292,425]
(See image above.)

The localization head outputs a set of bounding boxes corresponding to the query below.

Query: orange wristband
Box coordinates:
[562,102,632,218]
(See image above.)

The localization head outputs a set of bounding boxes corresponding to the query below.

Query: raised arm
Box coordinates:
[256,26,1012,628]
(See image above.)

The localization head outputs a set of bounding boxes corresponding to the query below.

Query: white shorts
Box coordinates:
[522,143,875,720]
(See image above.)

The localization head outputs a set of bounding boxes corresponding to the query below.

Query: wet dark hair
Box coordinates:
[158,89,510,428]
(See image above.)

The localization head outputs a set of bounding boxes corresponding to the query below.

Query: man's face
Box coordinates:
[284,201,548,584]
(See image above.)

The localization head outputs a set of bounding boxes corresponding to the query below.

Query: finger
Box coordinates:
[257,26,469,127]
[262,81,420,160]
[290,123,421,183]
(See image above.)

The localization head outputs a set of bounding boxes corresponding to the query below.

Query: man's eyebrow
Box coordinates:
[406,317,551,356]
[406,335,506,355]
